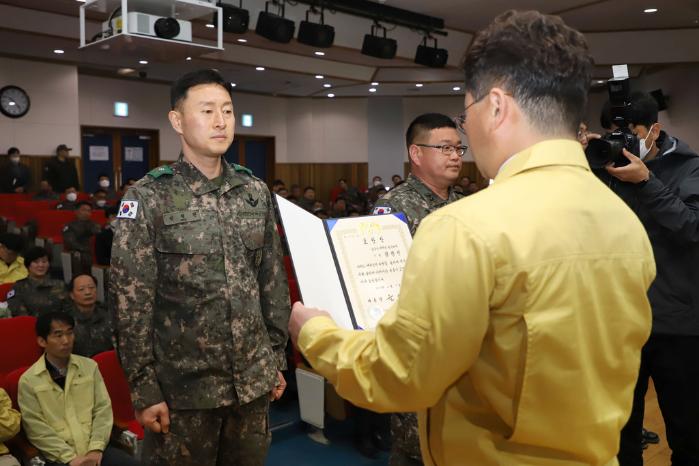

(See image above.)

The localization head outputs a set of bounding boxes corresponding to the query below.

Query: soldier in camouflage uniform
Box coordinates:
[8,246,66,317]
[65,274,114,357]
[373,113,465,466]
[62,201,101,276]
[110,69,290,466]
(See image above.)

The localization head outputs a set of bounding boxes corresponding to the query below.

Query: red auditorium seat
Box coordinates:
[0,282,14,302]
[0,316,41,382]
[35,210,76,244]
[0,193,31,222]
[91,209,107,226]
[93,350,145,440]
[12,200,59,226]
[2,366,29,410]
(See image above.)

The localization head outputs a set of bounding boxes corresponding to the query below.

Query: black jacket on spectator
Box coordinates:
[0,160,31,193]
[95,225,114,266]
[595,132,699,335]
[43,156,80,192]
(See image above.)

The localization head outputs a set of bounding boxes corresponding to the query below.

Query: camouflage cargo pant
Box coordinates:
[143,395,271,466]
[70,250,93,276]
[389,412,423,466]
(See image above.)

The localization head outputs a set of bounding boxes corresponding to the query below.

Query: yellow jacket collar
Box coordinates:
[495,139,590,182]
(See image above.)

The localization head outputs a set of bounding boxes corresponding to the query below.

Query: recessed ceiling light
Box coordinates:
[369,88,377,93]
[415,83,423,88]
[323,83,332,88]
[231,82,237,87]
[206,23,215,28]
[315,75,324,79]
[371,82,379,86]
[117,68,136,75]
[237,38,248,43]
[597,79,605,84]
[139,60,148,65]
[327,93,335,98]
[256,66,265,71]
[452,86,461,91]
[53,49,64,54]
[185,56,192,61]
[643,8,658,13]
[314,51,325,56]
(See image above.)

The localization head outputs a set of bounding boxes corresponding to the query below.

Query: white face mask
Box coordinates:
[96,199,106,207]
[639,124,656,161]
[373,180,382,187]
[66,192,77,202]
[10,156,20,164]
[99,180,110,188]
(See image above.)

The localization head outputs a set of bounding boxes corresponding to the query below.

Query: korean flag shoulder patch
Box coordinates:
[117,200,139,219]
[373,206,392,215]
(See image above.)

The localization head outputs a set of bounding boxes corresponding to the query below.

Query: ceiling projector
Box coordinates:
[103,11,192,42]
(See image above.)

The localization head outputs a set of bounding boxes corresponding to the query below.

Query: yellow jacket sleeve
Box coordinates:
[18,378,76,464]
[0,388,21,447]
[299,213,493,412]
[87,367,113,452]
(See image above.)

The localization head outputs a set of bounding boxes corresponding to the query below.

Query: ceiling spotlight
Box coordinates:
[452,86,461,91]
[415,83,423,88]
[323,83,332,88]
[206,23,215,28]
[185,56,192,61]
[231,82,237,87]
[315,75,324,79]
[314,51,325,56]
[361,23,397,59]
[643,8,658,13]
[139,60,148,64]
[256,1,295,43]
[415,36,448,68]
[597,80,605,84]
[237,38,248,43]
[53,49,65,54]
[327,93,335,98]
[217,1,250,33]
[369,88,377,93]
[256,66,265,71]
[371,82,379,86]
[298,7,335,48]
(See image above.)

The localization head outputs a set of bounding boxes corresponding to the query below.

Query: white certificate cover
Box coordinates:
[275,194,412,330]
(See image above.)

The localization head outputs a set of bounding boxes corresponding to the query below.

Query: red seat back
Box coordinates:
[0,194,30,221]
[2,366,30,409]
[35,210,76,244]
[0,282,14,302]
[12,201,58,226]
[91,209,107,226]
[93,350,140,435]
[0,317,41,381]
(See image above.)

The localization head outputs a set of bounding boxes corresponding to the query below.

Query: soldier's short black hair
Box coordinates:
[97,173,109,180]
[75,201,92,210]
[36,311,74,340]
[69,274,98,292]
[629,91,659,128]
[170,69,234,110]
[94,189,108,196]
[405,113,457,148]
[0,232,24,253]
[7,147,19,156]
[304,186,315,193]
[24,246,49,268]
[462,10,593,135]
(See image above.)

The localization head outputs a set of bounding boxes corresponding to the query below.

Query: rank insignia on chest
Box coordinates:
[373,206,391,215]
[6,290,14,299]
[246,194,259,207]
[118,200,139,219]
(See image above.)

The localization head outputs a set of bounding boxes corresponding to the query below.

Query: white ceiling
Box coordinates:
[0,0,697,97]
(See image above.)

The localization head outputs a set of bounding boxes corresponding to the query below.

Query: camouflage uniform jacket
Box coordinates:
[66,301,114,357]
[62,219,100,253]
[110,157,290,411]
[8,276,67,317]
[372,174,463,235]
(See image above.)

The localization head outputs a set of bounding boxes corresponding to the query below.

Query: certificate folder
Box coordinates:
[275,194,412,330]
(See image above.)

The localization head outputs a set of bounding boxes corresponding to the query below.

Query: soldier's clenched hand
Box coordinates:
[136,401,170,434]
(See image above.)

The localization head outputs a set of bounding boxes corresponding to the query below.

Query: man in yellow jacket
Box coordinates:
[289,10,656,466]
[0,388,20,466]
[18,311,140,466]
[0,233,27,285]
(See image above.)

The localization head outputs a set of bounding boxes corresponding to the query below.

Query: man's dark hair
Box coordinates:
[7,147,19,156]
[462,10,593,135]
[406,113,457,148]
[93,189,108,196]
[170,69,233,110]
[97,173,109,180]
[272,179,285,187]
[68,274,97,292]
[75,200,92,210]
[0,233,24,253]
[629,91,659,128]
[24,246,49,268]
[304,186,315,193]
[36,311,74,340]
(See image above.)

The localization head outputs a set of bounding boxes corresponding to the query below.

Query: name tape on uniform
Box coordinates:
[118,200,139,219]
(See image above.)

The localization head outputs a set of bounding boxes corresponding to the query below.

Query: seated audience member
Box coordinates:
[0,387,21,466]
[391,174,403,187]
[272,179,286,193]
[0,147,31,194]
[329,178,348,203]
[371,176,383,188]
[95,207,117,266]
[8,246,66,317]
[298,187,317,212]
[92,190,109,210]
[118,178,137,197]
[62,202,100,275]
[0,233,27,285]
[65,274,113,357]
[330,198,348,218]
[96,174,117,200]
[277,187,289,199]
[33,180,59,201]
[55,187,79,211]
[288,184,302,203]
[18,311,140,466]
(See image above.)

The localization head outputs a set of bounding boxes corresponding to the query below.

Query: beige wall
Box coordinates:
[0,57,80,156]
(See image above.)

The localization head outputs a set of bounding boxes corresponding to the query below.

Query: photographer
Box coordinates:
[597,92,699,466]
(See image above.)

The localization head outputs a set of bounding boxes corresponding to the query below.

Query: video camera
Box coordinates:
[585,73,640,169]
